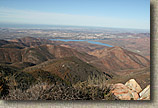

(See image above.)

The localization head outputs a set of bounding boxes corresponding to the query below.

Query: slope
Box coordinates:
[89,46,150,72]
[24,57,109,85]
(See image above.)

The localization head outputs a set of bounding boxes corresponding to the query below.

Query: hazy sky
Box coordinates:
[0,0,150,29]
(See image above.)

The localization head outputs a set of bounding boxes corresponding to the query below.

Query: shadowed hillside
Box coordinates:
[24,57,109,85]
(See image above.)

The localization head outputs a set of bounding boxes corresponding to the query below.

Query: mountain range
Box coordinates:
[0,37,150,100]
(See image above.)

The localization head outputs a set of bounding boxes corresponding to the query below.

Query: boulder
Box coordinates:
[138,85,150,100]
[125,79,142,93]
[110,83,139,100]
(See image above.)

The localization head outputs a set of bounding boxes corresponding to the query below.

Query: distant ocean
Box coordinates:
[0,23,150,33]
[0,23,75,29]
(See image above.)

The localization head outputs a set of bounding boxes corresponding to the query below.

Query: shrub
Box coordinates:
[0,77,9,97]
[3,82,86,100]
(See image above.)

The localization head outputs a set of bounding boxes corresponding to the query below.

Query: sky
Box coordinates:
[0,0,150,29]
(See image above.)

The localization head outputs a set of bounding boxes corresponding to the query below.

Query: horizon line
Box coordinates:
[0,22,150,31]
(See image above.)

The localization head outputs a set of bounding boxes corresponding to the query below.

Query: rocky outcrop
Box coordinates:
[138,85,150,100]
[110,79,150,100]
[110,83,139,100]
[125,79,142,93]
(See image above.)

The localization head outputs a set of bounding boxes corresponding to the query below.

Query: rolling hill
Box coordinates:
[0,37,150,100]
[24,57,109,85]
[88,46,150,72]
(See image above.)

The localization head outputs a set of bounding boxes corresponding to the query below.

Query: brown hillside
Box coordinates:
[0,48,22,63]
[9,37,52,47]
[0,40,99,65]
[24,57,108,84]
[45,44,98,63]
[89,46,150,71]
[0,46,54,64]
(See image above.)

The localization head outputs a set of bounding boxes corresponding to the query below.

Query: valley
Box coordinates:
[0,27,150,100]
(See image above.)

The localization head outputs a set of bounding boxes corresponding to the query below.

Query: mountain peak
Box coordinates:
[107,46,123,52]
